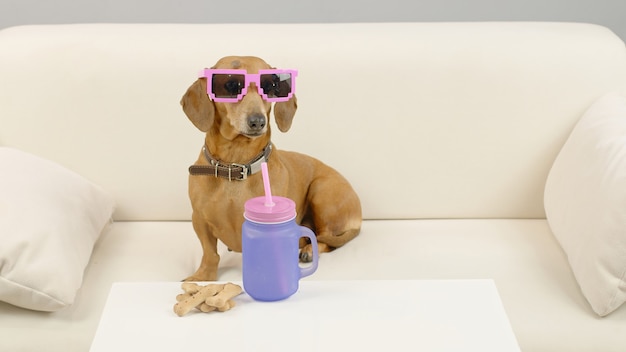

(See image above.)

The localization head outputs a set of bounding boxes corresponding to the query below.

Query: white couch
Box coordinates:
[1,22,626,352]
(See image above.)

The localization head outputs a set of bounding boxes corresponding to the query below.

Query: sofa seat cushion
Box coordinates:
[0,220,624,352]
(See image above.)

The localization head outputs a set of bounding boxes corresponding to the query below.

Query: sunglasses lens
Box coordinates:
[260,73,293,99]
[211,74,245,99]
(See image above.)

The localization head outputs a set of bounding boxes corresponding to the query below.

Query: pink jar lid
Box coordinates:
[244,196,296,223]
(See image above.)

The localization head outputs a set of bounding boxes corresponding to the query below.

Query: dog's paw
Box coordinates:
[299,245,314,263]
[182,275,207,282]
[183,269,218,282]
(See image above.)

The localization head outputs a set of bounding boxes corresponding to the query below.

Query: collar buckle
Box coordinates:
[230,163,248,181]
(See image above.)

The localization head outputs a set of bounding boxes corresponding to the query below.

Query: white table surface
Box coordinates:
[89,280,520,352]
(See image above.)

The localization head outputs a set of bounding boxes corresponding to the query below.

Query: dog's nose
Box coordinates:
[247,114,266,132]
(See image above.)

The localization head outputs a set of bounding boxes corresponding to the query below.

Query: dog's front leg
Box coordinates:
[184,213,220,281]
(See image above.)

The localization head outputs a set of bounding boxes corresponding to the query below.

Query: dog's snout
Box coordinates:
[247,114,266,132]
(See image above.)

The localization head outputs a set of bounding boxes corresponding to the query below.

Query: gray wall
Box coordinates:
[1,0,625,41]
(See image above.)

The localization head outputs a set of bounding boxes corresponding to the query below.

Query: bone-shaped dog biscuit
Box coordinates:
[216,300,236,312]
[173,283,225,317]
[173,282,241,317]
[181,282,204,294]
[199,302,217,313]
[204,283,243,308]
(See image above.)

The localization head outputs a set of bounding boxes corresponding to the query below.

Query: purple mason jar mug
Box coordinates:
[242,196,318,301]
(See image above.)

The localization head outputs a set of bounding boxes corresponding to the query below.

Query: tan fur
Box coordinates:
[181,56,362,281]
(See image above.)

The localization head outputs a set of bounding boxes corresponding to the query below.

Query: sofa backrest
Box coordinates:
[1,22,626,221]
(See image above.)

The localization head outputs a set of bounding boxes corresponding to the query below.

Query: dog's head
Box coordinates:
[180,56,298,140]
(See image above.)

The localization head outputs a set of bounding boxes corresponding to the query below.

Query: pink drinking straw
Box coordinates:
[261,162,275,206]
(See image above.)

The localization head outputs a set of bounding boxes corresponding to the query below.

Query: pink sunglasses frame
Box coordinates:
[199,68,298,103]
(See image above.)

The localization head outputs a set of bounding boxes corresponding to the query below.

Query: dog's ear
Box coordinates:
[180,78,215,132]
[274,95,298,132]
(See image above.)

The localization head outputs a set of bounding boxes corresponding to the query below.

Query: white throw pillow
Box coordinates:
[544,92,626,316]
[0,147,115,311]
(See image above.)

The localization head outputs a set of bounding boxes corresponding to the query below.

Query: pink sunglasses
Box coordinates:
[199,68,298,103]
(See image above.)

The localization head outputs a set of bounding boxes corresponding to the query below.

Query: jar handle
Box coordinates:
[299,226,318,278]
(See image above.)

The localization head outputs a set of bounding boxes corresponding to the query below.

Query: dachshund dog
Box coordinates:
[180,56,362,281]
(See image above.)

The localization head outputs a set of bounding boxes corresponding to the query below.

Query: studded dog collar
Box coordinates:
[188,143,272,181]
